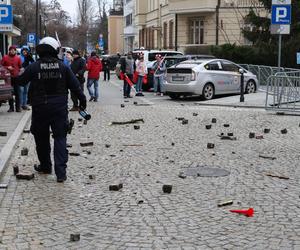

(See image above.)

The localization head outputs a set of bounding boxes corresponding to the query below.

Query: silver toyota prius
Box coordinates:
[164,59,259,100]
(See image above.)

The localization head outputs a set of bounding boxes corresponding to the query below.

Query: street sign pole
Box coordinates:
[278,34,282,68]
[271,0,291,70]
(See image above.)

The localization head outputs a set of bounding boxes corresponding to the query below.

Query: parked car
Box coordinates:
[164,59,258,100]
[0,65,12,106]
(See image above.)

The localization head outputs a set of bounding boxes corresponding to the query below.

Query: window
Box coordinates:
[189,19,204,44]
[205,61,222,71]
[169,20,174,49]
[222,61,240,72]
[125,14,132,26]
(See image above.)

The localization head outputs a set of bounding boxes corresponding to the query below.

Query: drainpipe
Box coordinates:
[216,0,221,46]
[175,14,178,51]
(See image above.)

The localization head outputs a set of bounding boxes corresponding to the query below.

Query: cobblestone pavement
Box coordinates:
[0,104,29,152]
[0,80,300,249]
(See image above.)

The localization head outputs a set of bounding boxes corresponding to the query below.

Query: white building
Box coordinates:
[123,0,137,53]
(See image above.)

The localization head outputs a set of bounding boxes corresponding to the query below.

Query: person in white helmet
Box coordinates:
[16,37,87,183]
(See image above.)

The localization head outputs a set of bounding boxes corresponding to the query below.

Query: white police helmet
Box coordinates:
[36,37,60,56]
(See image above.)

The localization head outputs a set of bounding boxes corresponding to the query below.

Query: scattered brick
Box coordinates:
[16,173,35,180]
[70,234,80,242]
[21,148,29,156]
[162,185,172,194]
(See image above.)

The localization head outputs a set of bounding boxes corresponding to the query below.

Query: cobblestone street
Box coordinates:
[0,80,300,249]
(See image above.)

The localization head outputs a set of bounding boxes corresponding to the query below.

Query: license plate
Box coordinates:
[0,79,5,85]
[172,76,185,82]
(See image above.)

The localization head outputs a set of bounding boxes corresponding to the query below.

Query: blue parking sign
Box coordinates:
[0,5,12,24]
[27,33,36,44]
[297,53,300,65]
[271,5,291,25]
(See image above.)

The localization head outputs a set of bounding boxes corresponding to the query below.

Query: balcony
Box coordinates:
[168,0,218,14]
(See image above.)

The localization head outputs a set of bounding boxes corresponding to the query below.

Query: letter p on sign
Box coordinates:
[276,7,287,22]
[0,7,8,21]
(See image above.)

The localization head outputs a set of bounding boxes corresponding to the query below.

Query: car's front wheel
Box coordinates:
[168,93,180,100]
[245,80,256,94]
[202,83,215,100]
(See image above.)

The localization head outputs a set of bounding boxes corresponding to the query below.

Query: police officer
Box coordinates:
[16,37,87,183]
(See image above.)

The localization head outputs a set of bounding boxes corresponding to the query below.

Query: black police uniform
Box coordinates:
[17,56,86,181]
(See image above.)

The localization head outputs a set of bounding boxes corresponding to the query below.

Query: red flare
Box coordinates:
[230,208,254,217]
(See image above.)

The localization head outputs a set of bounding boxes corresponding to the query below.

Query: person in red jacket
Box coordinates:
[86,51,102,102]
[1,45,22,112]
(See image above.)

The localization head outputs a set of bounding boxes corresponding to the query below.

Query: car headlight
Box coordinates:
[191,71,196,81]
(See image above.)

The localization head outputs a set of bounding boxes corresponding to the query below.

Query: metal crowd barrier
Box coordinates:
[240,64,299,86]
[265,73,300,114]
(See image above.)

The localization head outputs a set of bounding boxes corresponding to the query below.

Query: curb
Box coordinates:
[194,102,266,109]
[0,111,31,178]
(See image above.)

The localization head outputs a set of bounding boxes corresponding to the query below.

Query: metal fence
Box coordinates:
[265,74,300,114]
[240,64,299,86]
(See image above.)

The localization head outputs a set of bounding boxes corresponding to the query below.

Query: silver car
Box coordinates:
[164,59,258,100]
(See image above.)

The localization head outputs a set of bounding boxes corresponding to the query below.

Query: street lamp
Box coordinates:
[35,0,39,51]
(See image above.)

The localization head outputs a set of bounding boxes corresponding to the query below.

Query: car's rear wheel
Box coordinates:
[202,83,215,100]
[168,93,180,100]
[245,80,256,94]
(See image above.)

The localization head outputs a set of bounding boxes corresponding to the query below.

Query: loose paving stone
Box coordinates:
[182,119,188,125]
[212,118,217,123]
[21,148,29,156]
[227,132,234,136]
[134,125,140,130]
[16,173,35,181]
[13,165,19,176]
[249,132,255,138]
[69,152,80,156]
[80,142,94,147]
[23,129,30,134]
[193,113,198,116]
[70,234,80,242]
[255,135,264,139]
[223,124,230,127]
[109,185,120,191]
[264,128,270,133]
[206,125,212,130]
[0,131,7,136]
[162,185,172,194]
[281,128,288,134]
[105,144,111,148]
[178,172,187,179]
[83,120,87,125]
[207,143,215,149]
[120,104,125,108]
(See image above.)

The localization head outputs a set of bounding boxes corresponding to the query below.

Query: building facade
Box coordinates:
[108,0,124,54]
[123,0,137,53]
[135,0,265,53]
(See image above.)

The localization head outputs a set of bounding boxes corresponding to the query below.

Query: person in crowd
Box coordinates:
[152,54,166,96]
[86,51,102,102]
[16,37,86,183]
[63,51,73,67]
[120,51,135,98]
[70,50,86,111]
[135,53,147,96]
[19,46,34,110]
[1,45,22,112]
[102,56,111,81]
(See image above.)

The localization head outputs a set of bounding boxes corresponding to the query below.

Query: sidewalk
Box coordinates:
[195,90,269,108]
[0,103,31,177]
